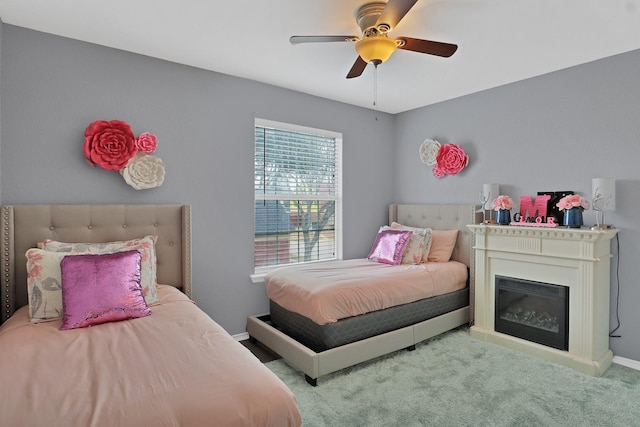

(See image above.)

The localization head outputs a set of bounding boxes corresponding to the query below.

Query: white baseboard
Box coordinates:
[613,355,640,371]
[234,313,269,341]
[234,332,250,341]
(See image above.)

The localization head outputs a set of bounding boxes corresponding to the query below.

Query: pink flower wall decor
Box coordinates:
[430,143,469,178]
[83,120,137,170]
[135,132,158,154]
[83,120,165,190]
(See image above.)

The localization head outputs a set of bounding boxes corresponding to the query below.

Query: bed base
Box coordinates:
[247,306,469,386]
[270,287,468,352]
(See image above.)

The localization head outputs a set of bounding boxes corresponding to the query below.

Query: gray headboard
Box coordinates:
[1,204,192,325]
[389,204,481,323]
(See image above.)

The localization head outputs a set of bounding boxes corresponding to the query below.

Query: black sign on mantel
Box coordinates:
[538,191,574,226]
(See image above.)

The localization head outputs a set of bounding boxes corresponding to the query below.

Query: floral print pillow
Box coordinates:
[380,225,432,265]
[26,249,66,322]
[389,222,434,264]
[39,236,158,305]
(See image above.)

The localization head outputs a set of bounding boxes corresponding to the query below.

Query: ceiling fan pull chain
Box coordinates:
[373,63,378,107]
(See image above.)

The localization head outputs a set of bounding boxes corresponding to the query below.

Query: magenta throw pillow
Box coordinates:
[368,229,413,265]
[60,250,151,330]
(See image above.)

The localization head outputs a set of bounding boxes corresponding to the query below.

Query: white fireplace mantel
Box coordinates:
[467,224,618,376]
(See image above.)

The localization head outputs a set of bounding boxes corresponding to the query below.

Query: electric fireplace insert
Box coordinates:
[495,275,569,351]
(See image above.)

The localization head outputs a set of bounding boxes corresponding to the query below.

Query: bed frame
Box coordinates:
[0,204,192,325]
[247,204,480,385]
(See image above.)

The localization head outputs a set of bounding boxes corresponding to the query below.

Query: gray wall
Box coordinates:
[394,48,640,361]
[0,18,3,201]
[2,22,640,362]
[0,25,394,335]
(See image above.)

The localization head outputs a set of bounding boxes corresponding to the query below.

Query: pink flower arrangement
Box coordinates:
[83,120,165,189]
[432,143,469,178]
[556,194,589,211]
[492,195,513,211]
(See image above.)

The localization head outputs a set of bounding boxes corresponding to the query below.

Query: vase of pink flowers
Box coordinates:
[556,194,589,228]
[492,195,513,225]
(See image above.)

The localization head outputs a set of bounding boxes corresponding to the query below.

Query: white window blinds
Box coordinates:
[254,119,342,270]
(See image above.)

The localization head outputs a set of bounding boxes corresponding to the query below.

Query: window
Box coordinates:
[254,119,342,274]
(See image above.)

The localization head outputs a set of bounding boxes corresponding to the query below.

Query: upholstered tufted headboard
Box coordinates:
[389,204,481,323]
[1,204,191,325]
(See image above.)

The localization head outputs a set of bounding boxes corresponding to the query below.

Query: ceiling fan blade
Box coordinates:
[346,56,367,79]
[290,35,357,44]
[375,0,419,30]
[397,37,458,57]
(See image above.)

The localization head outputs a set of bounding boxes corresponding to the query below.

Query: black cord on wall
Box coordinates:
[609,233,621,338]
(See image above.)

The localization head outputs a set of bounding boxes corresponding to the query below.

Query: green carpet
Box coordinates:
[266,327,640,426]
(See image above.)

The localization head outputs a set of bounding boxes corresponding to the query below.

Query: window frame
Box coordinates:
[252,118,343,281]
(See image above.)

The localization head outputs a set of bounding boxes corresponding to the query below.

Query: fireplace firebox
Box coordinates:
[495,276,569,351]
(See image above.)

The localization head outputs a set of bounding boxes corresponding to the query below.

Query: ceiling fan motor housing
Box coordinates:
[356,2,388,33]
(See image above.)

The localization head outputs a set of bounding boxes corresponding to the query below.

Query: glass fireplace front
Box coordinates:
[495,276,569,351]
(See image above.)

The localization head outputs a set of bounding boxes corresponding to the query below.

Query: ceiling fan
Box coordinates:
[290,0,458,79]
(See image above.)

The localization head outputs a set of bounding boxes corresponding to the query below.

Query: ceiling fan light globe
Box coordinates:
[355,36,397,64]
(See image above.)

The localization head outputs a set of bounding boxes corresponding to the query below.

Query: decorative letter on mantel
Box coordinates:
[518,195,550,222]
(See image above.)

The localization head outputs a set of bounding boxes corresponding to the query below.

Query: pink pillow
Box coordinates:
[427,229,459,262]
[368,229,413,265]
[60,250,151,330]
[380,225,431,265]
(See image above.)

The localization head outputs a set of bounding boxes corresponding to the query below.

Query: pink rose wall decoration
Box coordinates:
[429,142,469,178]
[83,120,166,190]
[135,132,158,154]
[83,120,137,170]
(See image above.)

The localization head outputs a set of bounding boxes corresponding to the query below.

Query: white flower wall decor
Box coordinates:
[120,152,166,190]
[419,139,441,165]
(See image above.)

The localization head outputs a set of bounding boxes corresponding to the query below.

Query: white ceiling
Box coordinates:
[1,0,639,114]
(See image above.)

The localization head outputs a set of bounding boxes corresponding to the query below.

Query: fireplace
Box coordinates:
[467,224,617,376]
[495,276,568,351]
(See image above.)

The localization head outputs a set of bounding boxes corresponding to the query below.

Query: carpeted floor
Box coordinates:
[265,326,640,426]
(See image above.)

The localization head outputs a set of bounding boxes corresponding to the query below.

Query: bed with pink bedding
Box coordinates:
[266,258,468,325]
[247,204,480,386]
[0,204,301,427]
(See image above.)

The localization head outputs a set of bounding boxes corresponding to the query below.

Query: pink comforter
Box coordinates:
[266,258,468,325]
[0,285,301,427]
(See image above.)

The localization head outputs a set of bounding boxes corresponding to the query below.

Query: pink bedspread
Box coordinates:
[266,258,468,325]
[0,285,301,427]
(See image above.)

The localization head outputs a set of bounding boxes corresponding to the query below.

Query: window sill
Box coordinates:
[251,259,342,284]
[250,272,266,284]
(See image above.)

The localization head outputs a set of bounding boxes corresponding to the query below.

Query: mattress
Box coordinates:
[266,258,468,325]
[0,285,301,427]
[270,287,469,352]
